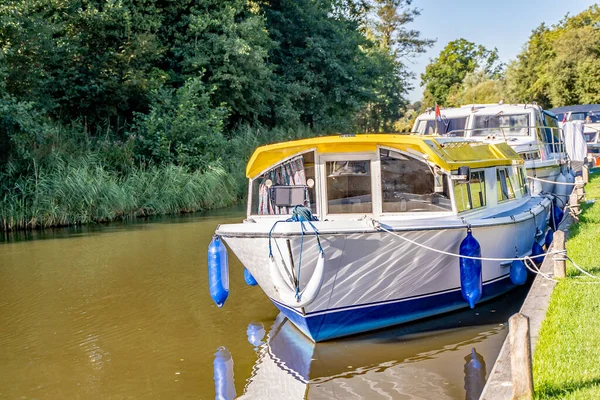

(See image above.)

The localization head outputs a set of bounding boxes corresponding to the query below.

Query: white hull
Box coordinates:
[217,197,551,341]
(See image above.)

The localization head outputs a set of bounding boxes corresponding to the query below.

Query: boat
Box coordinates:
[210,134,552,342]
[550,104,600,167]
[413,103,568,194]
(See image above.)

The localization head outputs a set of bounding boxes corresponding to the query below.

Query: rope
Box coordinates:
[527,175,578,186]
[565,255,600,280]
[267,206,323,300]
[370,218,561,262]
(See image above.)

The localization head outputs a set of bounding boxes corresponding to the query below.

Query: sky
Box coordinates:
[405,0,599,102]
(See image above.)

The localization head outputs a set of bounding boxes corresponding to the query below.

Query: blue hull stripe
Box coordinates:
[272,275,516,342]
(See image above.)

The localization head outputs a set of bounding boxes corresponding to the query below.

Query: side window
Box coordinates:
[543,112,562,152]
[326,160,372,214]
[453,170,486,213]
[497,168,515,202]
[453,182,470,213]
[518,167,528,196]
[470,171,486,208]
[380,149,452,212]
[251,152,316,215]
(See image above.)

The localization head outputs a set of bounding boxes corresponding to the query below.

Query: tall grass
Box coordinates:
[0,124,320,231]
[0,157,236,231]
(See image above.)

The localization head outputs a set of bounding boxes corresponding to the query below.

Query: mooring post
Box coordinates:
[582,164,589,184]
[569,192,579,216]
[509,313,534,400]
[575,176,585,200]
[553,230,566,279]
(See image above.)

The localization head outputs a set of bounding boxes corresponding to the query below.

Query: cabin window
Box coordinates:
[453,170,486,213]
[497,168,515,202]
[543,113,562,153]
[326,160,372,214]
[415,117,467,136]
[518,167,528,195]
[250,152,316,215]
[380,149,452,212]
[473,114,530,136]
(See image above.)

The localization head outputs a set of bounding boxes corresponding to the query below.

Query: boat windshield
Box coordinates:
[415,117,468,136]
[326,160,372,213]
[472,113,530,136]
[250,152,316,215]
[380,150,452,213]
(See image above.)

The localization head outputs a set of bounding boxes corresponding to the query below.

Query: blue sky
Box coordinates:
[405,0,598,102]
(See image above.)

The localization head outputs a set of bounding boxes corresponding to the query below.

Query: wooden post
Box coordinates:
[582,164,589,184]
[553,230,566,279]
[569,192,579,216]
[509,313,534,400]
[575,176,584,200]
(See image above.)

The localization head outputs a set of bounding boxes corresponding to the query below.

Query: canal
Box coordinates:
[0,208,529,399]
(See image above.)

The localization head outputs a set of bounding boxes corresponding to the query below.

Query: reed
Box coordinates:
[0,157,236,231]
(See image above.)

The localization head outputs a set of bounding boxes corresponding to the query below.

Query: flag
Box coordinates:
[435,104,442,134]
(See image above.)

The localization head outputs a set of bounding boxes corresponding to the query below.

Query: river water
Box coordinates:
[0,208,528,399]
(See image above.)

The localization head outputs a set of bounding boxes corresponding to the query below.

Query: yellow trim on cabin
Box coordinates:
[245,134,523,179]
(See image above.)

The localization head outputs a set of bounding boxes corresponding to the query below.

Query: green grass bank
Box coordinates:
[0,126,317,232]
[533,170,600,399]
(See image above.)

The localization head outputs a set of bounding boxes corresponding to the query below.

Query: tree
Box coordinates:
[506,5,600,107]
[446,70,506,107]
[420,38,502,106]
[355,0,433,132]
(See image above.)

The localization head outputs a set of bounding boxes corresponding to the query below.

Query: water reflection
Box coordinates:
[247,322,266,348]
[464,348,486,400]
[235,282,530,400]
[214,347,236,400]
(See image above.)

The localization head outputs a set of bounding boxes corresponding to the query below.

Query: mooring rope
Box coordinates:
[370,217,600,284]
[368,218,558,262]
[268,206,324,300]
[526,175,579,185]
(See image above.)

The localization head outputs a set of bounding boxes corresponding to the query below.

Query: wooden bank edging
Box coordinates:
[479,216,572,399]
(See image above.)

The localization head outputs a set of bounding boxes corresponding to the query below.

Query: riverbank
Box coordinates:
[532,170,600,399]
[0,126,318,232]
[0,161,237,231]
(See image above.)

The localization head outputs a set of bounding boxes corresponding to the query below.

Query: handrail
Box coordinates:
[429,125,568,163]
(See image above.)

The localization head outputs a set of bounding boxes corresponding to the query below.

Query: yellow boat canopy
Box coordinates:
[246,134,523,179]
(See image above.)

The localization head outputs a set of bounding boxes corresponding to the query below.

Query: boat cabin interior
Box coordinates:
[247,136,528,220]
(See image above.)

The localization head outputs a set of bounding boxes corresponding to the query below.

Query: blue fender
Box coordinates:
[510,259,528,285]
[208,235,229,307]
[459,229,482,309]
[244,268,258,286]
[531,241,544,263]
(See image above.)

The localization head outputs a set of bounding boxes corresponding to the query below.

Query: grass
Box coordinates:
[533,169,600,399]
[0,124,321,231]
[0,157,237,231]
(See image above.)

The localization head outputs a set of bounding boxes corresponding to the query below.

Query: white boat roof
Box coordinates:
[416,104,539,121]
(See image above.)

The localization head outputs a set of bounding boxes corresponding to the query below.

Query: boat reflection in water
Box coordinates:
[220,287,527,400]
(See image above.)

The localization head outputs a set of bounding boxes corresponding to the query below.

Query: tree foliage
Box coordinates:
[506,5,600,108]
[0,0,432,227]
[420,38,502,106]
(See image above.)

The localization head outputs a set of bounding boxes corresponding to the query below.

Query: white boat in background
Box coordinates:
[551,104,600,167]
[413,103,568,195]
[209,134,553,342]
